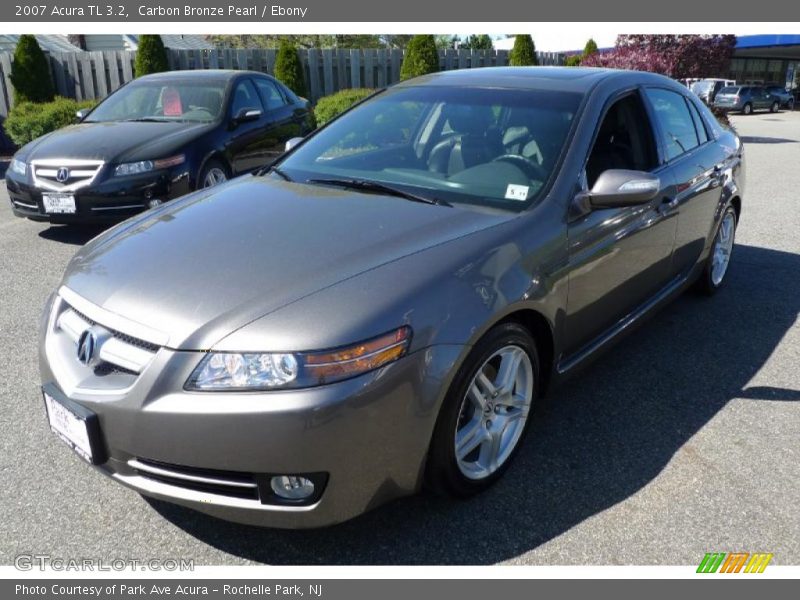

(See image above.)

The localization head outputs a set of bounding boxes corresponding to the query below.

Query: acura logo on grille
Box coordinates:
[56,167,70,183]
[77,329,97,366]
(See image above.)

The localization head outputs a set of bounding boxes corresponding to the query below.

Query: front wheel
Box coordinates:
[696,205,737,295]
[199,159,229,189]
[425,322,539,497]
[770,101,780,113]
[742,103,753,115]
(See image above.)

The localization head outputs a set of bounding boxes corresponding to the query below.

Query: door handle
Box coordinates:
[658,197,679,214]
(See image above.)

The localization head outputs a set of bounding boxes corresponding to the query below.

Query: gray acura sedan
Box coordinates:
[40,67,744,528]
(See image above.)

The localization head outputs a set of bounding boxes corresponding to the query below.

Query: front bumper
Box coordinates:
[39,291,463,528]
[6,168,191,223]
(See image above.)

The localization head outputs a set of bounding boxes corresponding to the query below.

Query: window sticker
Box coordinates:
[505,184,530,201]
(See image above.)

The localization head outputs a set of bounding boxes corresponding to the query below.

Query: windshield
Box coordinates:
[718,87,741,95]
[276,86,582,211]
[691,81,714,93]
[85,79,227,123]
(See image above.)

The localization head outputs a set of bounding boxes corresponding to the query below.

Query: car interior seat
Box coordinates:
[428,104,504,176]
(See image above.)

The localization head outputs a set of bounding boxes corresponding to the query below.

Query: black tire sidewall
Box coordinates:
[425,322,540,497]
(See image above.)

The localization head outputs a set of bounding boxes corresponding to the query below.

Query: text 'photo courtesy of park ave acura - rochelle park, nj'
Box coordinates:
[0,6,798,592]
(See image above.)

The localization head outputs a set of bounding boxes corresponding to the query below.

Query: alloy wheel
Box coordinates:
[454,345,534,480]
[711,211,736,286]
[203,167,228,188]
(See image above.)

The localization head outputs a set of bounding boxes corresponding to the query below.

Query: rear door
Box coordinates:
[643,87,725,277]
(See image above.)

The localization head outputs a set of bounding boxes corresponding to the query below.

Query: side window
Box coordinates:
[585,94,658,188]
[645,88,699,161]
[229,80,262,117]
[254,78,288,112]
[687,100,709,145]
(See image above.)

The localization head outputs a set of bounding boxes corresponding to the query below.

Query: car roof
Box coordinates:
[393,67,677,94]
[135,69,271,83]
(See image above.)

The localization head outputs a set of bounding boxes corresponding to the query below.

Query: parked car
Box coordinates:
[690,79,736,105]
[765,85,795,110]
[6,70,314,223]
[713,85,781,114]
[40,67,744,528]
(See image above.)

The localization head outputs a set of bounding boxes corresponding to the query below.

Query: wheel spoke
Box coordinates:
[456,419,487,460]
[479,428,503,471]
[468,382,488,412]
[494,348,524,395]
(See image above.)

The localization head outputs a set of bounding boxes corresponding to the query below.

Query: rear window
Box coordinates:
[719,87,741,95]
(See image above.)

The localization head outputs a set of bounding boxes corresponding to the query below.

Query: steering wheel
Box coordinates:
[492,154,549,181]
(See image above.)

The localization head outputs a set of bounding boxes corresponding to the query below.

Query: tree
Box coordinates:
[134,35,168,77]
[581,35,736,79]
[509,35,538,66]
[400,35,439,81]
[461,35,494,50]
[9,35,55,104]
[583,38,599,58]
[274,40,307,97]
[564,55,582,67]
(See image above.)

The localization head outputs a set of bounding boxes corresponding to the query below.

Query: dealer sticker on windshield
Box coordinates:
[505,184,530,201]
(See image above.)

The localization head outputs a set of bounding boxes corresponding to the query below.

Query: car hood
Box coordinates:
[63,176,511,350]
[21,120,214,163]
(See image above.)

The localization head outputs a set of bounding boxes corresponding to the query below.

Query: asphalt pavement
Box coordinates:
[0,111,798,565]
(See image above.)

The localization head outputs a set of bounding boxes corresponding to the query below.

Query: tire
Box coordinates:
[696,205,737,296]
[425,322,540,498]
[742,103,753,115]
[770,101,779,113]
[788,99,795,111]
[198,159,229,189]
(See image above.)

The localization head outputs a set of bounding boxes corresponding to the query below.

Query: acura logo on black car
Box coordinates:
[56,167,70,183]
[77,329,97,366]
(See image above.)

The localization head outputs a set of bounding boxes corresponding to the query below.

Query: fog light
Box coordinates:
[270,475,315,500]
[148,199,162,209]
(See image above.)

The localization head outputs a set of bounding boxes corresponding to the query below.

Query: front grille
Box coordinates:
[31,158,104,192]
[70,306,160,354]
[129,458,260,501]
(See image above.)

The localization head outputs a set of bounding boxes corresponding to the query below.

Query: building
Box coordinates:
[726,35,800,89]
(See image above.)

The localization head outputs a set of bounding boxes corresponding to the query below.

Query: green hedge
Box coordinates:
[314,88,374,126]
[4,97,96,147]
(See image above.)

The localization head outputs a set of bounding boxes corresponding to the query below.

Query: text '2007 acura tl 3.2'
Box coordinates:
[40,67,744,528]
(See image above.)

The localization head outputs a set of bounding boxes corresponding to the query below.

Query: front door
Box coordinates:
[564,91,678,356]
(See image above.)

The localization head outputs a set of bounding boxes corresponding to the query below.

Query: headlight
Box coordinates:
[114,154,185,177]
[186,326,411,391]
[10,158,26,176]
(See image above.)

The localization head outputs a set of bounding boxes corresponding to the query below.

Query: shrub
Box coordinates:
[314,88,374,126]
[400,35,439,81]
[564,55,582,67]
[275,40,307,98]
[583,38,599,58]
[4,97,96,147]
[9,34,55,104]
[134,35,168,77]
[509,35,538,66]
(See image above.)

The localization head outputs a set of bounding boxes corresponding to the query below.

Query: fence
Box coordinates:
[0,47,565,117]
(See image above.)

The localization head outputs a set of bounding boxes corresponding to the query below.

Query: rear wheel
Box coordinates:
[425,322,539,497]
[742,103,753,115]
[696,205,737,295]
[770,101,780,113]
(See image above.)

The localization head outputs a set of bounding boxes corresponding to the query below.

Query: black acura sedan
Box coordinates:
[40,68,744,528]
[6,69,314,223]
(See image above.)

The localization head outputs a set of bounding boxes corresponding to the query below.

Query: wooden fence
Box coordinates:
[0,47,565,117]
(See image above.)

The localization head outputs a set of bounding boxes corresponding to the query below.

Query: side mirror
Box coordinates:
[285,137,304,152]
[233,107,262,124]
[75,108,91,122]
[579,169,661,210]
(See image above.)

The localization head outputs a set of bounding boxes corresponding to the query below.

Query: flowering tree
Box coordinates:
[581,35,736,79]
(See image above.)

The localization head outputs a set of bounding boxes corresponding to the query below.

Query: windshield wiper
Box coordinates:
[257,164,292,181]
[123,117,173,122]
[307,178,451,207]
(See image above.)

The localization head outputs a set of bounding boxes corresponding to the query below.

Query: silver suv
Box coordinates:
[713,85,781,115]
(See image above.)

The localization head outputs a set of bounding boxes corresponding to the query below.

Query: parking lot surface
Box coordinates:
[0,112,798,565]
